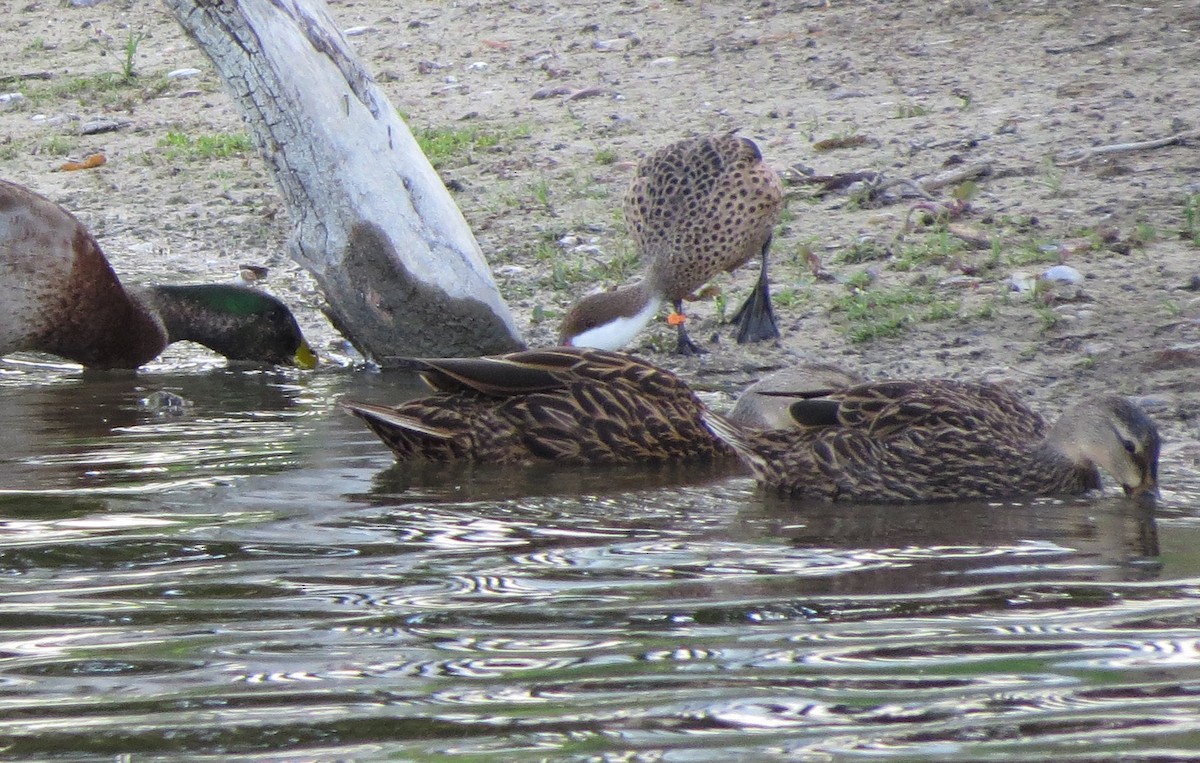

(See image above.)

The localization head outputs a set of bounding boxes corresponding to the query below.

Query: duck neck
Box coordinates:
[564,282,662,350]
[1030,430,1103,493]
[140,284,274,361]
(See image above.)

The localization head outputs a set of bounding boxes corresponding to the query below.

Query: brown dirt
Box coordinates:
[2,1,1199,474]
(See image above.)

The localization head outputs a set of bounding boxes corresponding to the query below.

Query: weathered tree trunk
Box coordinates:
[164,0,524,362]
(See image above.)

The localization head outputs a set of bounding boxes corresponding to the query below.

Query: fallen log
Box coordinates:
[164,0,524,362]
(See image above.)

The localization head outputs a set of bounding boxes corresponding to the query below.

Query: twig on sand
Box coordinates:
[789,161,992,206]
[913,161,992,194]
[1054,128,1200,167]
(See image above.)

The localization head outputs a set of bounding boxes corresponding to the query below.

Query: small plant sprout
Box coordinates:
[1183,193,1200,247]
[120,29,149,83]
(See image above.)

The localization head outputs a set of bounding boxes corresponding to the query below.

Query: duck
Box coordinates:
[0,179,317,370]
[559,131,784,355]
[727,363,868,429]
[702,378,1161,506]
[340,346,730,464]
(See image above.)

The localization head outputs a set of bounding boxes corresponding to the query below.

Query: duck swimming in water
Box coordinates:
[703,378,1160,506]
[0,179,316,370]
[341,346,730,464]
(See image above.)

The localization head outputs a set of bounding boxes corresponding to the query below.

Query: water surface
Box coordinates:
[2,359,1199,761]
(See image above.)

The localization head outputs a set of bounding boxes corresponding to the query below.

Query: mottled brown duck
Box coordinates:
[727,363,868,430]
[560,131,784,355]
[0,179,316,370]
[341,347,731,464]
[703,379,1160,506]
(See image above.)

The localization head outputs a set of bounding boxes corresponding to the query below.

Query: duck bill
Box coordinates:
[1124,478,1159,509]
[293,340,319,370]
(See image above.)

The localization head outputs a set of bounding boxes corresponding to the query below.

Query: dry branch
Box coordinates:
[164,0,524,362]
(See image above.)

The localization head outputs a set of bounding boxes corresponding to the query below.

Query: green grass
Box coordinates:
[598,243,639,282]
[1034,303,1061,332]
[1038,156,1068,197]
[1129,221,1158,248]
[594,148,618,165]
[545,242,639,293]
[563,169,611,202]
[1184,193,1200,247]
[530,177,552,208]
[771,287,812,311]
[893,102,930,119]
[532,239,559,263]
[14,71,165,110]
[158,131,253,160]
[838,238,890,264]
[409,121,533,170]
[890,228,967,272]
[119,28,148,83]
[41,135,76,157]
[713,293,728,323]
[1004,238,1065,267]
[832,284,960,343]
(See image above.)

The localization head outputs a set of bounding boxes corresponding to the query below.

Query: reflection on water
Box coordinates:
[0,361,320,493]
[0,359,1199,760]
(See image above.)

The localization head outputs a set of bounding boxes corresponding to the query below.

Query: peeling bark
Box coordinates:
[164,0,524,362]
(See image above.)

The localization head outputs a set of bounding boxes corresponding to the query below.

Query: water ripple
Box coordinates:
[1,371,1200,760]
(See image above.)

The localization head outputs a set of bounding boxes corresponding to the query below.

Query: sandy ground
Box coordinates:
[1,1,1199,474]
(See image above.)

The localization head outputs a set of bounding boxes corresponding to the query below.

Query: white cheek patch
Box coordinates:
[567,297,661,351]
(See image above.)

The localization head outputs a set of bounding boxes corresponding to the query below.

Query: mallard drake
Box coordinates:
[703,379,1161,506]
[560,131,784,355]
[0,179,317,370]
[341,346,730,464]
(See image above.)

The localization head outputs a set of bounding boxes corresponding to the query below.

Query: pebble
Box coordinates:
[532,85,573,100]
[166,68,202,80]
[1008,272,1036,293]
[1009,265,1085,294]
[42,114,75,127]
[593,38,631,52]
[1042,264,1083,284]
[80,118,125,135]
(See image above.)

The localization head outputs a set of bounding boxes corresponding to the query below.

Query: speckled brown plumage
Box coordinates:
[628,131,782,302]
[704,379,1161,505]
[341,347,732,464]
[0,179,316,370]
[560,131,784,354]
